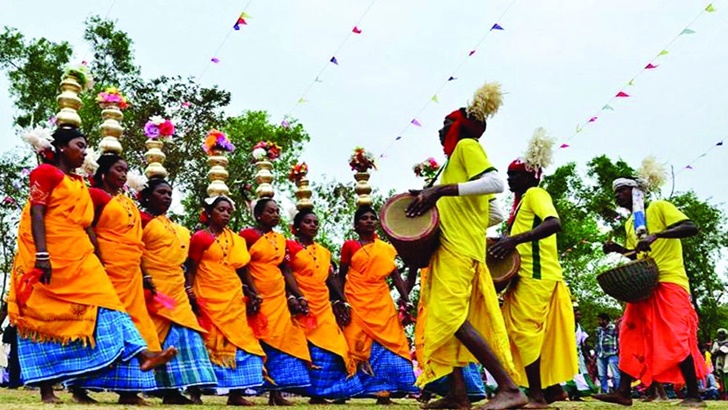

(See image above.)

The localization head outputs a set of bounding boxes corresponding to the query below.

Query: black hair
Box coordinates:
[139,178,172,211]
[293,209,317,231]
[253,198,277,218]
[353,205,377,226]
[91,153,125,188]
[597,313,610,321]
[204,196,234,214]
[51,126,85,149]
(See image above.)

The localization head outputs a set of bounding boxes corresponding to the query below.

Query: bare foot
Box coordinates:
[269,391,294,406]
[40,387,62,404]
[522,401,551,409]
[543,386,567,404]
[332,399,347,404]
[593,392,632,406]
[309,398,331,405]
[678,398,706,408]
[377,397,397,405]
[188,388,203,404]
[163,391,194,405]
[118,393,150,406]
[641,395,656,403]
[479,388,529,410]
[228,395,255,406]
[71,388,98,404]
[138,347,178,371]
[421,395,471,409]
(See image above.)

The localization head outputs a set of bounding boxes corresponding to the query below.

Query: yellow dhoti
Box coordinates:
[501,277,577,387]
[417,244,516,387]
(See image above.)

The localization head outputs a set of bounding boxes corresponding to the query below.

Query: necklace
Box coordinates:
[298,239,318,270]
[210,228,230,265]
[116,194,136,227]
[258,229,280,258]
[160,216,185,249]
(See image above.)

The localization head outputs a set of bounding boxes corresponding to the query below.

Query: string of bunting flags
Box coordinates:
[557,2,718,150]
[280,0,378,127]
[376,0,517,159]
[197,0,256,82]
[675,139,724,175]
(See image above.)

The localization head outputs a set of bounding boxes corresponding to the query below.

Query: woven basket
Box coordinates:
[597,257,659,303]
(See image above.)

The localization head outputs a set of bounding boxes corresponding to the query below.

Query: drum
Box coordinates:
[380,193,439,268]
[486,238,520,293]
[597,257,659,303]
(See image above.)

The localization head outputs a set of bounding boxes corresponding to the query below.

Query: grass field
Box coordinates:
[1,389,728,409]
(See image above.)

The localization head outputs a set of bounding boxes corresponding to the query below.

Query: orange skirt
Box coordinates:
[619,282,707,386]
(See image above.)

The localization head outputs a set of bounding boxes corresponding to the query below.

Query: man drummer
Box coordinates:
[594,177,706,407]
[407,82,528,410]
[489,147,578,408]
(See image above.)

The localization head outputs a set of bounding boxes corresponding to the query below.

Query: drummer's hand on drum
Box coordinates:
[489,236,518,260]
[602,241,624,254]
[406,188,439,217]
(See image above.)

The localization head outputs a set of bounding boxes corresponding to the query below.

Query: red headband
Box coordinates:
[508,158,542,180]
[443,109,486,156]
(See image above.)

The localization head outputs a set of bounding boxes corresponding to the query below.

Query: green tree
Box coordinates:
[0,151,32,296]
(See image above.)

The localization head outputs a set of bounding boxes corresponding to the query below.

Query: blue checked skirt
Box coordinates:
[300,343,364,399]
[212,348,264,390]
[424,363,486,402]
[154,324,217,390]
[69,308,155,392]
[262,343,311,391]
[17,308,144,386]
[356,341,418,398]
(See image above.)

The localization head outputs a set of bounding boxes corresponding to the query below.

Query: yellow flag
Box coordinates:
[658,50,669,56]
[431,95,439,103]
[705,3,716,12]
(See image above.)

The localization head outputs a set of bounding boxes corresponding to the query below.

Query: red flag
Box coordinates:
[588,116,597,123]
[352,26,362,34]
[560,144,570,148]
[616,91,630,97]
[645,63,658,69]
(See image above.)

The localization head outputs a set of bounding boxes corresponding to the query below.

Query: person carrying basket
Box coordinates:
[594,162,707,408]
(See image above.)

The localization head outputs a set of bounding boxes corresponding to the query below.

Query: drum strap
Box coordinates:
[425,160,448,189]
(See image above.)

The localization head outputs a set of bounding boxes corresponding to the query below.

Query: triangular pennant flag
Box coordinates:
[685,165,693,169]
[491,23,504,31]
[616,91,630,97]
[560,144,570,148]
[645,63,658,69]
[448,76,457,81]
[411,119,422,127]
[330,56,339,65]
[659,50,669,56]
[297,98,307,104]
[588,116,597,123]
[395,136,402,140]
[352,26,362,34]
[240,12,251,19]
[431,95,439,103]
[628,79,635,86]
[681,28,696,35]
[576,125,583,133]
[602,104,614,111]
[468,50,476,56]
[717,141,724,146]
[314,76,323,83]
[699,153,707,158]
[211,57,220,63]
[706,3,716,12]
[233,17,247,30]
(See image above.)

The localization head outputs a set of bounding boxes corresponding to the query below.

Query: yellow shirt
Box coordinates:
[437,138,495,262]
[625,200,690,292]
[510,187,563,281]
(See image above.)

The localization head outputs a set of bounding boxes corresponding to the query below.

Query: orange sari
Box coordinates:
[192,228,264,367]
[141,214,204,342]
[8,168,124,346]
[289,242,355,375]
[245,231,310,362]
[343,239,410,364]
[94,192,161,351]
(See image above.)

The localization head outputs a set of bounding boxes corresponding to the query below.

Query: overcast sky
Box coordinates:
[1,0,726,213]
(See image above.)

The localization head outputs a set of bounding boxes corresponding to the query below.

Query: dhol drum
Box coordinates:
[597,257,659,303]
[486,238,520,293]
[379,193,440,268]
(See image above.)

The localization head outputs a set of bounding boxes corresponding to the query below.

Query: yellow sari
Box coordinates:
[192,228,264,367]
[8,167,124,346]
[141,214,204,342]
[94,192,161,351]
[343,239,410,364]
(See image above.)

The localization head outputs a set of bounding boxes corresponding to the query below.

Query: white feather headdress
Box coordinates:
[126,170,148,196]
[636,156,667,193]
[467,82,503,121]
[523,127,555,173]
[21,127,54,153]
